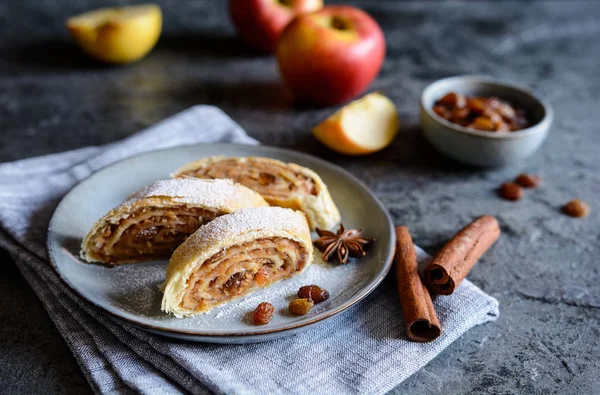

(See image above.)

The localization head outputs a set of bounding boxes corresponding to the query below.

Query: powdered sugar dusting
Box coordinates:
[193,260,370,327]
[102,250,373,329]
[123,178,263,208]
[203,206,307,243]
[82,202,380,332]
[173,207,310,264]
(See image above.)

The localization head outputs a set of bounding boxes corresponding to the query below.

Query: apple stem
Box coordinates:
[330,16,351,31]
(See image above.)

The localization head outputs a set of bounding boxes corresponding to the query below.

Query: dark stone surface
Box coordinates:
[1,0,599,394]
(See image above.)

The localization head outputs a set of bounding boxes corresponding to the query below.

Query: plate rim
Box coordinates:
[46,143,395,339]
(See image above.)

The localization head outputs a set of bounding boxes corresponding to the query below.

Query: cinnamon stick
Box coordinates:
[394,226,441,342]
[425,215,500,295]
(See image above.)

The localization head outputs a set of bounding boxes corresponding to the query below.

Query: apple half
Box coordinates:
[312,92,399,155]
[67,4,162,64]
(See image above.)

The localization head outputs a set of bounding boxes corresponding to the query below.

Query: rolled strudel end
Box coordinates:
[161,207,313,317]
[172,156,341,230]
[80,178,268,265]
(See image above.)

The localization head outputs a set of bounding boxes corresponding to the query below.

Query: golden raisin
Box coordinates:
[467,97,486,113]
[470,117,496,131]
[515,173,541,188]
[288,298,314,316]
[253,302,275,325]
[254,265,272,287]
[499,182,523,201]
[297,285,330,304]
[562,199,590,218]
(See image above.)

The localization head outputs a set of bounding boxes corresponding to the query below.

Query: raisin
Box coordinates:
[485,97,502,109]
[562,199,590,218]
[297,285,330,304]
[258,172,276,186]
[495,121,511,132]
[288,298,314,316]
[433,93,529,132]
[253,302,275,325]
[515,173,541,188]
[224,272,246,290]
[467,97,486,113]
[499,182,523,201]
[483,108,502,125]
[470,117,496,131]
[497,102,516,120]
[437,92,466,108]
[450,107,470,123]
[254,265,272,287]
[433,104,450,119]
[510,113,529,130]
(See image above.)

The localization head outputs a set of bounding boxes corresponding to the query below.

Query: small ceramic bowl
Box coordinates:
[420,76,553,167]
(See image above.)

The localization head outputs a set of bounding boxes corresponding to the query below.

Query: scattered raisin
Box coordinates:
[515,173,541,188]
[562,199,590,218]
[288,298,314,316]
[499,182,523,201]
[297,285,330,304]
[253,302,275,325]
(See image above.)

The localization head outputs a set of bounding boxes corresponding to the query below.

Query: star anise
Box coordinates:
[313,224,374,264]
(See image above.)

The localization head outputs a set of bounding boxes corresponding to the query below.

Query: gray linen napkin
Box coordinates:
[0,105,499,395]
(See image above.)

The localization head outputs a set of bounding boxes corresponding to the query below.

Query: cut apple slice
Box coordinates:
[312,92,399,155]
[67,4,162,64]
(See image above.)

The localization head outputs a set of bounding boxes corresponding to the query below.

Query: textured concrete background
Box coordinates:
[1,1,599,394]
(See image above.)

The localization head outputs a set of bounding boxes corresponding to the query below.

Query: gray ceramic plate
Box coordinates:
[47,144,394,343]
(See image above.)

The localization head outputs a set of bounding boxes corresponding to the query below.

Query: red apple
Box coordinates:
[229,0,323,53]
[276,5,385,106]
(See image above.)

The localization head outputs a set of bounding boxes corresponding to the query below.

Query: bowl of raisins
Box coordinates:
[420,76,553,167]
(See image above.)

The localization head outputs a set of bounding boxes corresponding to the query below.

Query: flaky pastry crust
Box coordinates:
[172,156,341,230]
[161,207,313,317]
[80,178,268,265]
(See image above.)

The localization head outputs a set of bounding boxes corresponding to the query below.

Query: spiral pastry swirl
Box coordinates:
[173,156,341,230]
[161,207,313,317]
[80,179,268,265]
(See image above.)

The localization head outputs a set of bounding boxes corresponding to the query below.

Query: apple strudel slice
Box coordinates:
[80,178,268,265]
[161,207,313,317]
[172,156,341,230]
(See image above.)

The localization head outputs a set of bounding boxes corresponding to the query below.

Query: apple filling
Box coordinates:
[88,205,217,265]
[181,237,309,312]
[177,158,318,200]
